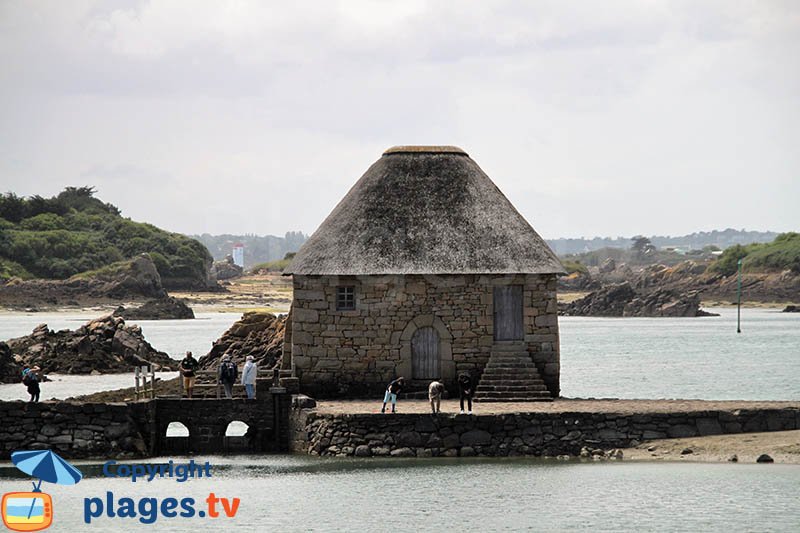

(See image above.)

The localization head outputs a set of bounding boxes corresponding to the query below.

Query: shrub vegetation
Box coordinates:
[0,187,212,286]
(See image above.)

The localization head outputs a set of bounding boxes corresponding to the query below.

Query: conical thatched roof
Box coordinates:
[285,146,565,276]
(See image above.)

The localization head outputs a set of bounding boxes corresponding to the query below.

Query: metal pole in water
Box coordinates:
[737,258,743,333]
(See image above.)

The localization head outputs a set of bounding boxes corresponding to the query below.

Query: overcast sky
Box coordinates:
[1,1,798,239]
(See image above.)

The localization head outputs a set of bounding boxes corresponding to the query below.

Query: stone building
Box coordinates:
[283,146,565,400]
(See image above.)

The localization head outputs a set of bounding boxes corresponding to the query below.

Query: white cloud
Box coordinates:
[0,0,798,238]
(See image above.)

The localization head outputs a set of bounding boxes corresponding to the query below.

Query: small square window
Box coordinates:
[336,286,355,310]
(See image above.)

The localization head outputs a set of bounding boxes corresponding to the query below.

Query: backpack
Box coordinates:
[220,361,236,381]
[22,372,33,386]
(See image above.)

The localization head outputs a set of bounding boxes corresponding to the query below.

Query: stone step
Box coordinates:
[473,396,553,403]
[478,379,546,387]
[480,369,542,377]
[475,384,549,392]
[485,363,538,370]
[488,355,536,362]
[475,391,550,400]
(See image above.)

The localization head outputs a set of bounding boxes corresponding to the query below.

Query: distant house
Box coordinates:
[283,146,565,400]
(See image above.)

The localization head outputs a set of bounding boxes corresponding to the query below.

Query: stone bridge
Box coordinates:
[151,396,290,455]
[0,387,293,459]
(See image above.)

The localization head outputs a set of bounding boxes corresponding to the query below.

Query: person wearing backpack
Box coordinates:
[218,353,238,399]
[22,366,41,402]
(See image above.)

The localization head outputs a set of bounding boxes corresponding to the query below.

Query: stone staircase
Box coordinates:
[474,341,553,402]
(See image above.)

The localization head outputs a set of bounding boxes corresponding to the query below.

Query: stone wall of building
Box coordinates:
[289,274,560,398]
[290,407,800,458]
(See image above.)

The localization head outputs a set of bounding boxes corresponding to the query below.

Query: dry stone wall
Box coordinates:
[290,407,800,458]
[289,274,560,398]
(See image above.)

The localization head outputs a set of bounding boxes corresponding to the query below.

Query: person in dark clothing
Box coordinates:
[381,377,405,413]
[218,353,238,399]
[458,372,473,414]
[22,366,41,402]
[179,351,200,398]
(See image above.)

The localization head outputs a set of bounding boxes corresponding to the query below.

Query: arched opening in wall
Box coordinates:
[164,421,190,453]
[412,326,440,380]
[224,420,252,452]
[225,421,248,437]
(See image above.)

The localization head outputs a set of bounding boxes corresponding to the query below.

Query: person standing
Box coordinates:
[380,377,404,413]
[218,354,238,399]
[428,380,445,414]
[22,366,41,402]
[458,372,473,414]
[241,355,258,399]
[179,351,199,399]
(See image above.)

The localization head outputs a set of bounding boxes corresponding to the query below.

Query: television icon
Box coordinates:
[1,491,53,532]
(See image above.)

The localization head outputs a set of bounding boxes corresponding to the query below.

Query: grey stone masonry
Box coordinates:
[474,342,553,402]
[287,273,560,398]
[290,407,800,458]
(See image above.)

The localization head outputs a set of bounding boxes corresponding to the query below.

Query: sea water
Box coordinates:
[0,456,797,532]
[2,307,798,401]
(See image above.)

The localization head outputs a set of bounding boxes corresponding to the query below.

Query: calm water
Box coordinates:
[0,456,797,532]
[1,307,799,401]
[1,311,799,531]
[560,307,800,400]
[0,312,240,400]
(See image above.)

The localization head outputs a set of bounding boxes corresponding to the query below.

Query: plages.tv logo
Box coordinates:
[2,450,83,532]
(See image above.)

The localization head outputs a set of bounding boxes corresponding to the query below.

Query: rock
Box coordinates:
[561,281,720,318]
[3,314,174,376]
[580,446,591,458]
[727,454,738,462]
[113,297,194,320]
[460,429,492,447]
[460,446,476,457]
[598,258,616,274]
[0,342,21,384]
[681,448,693,455]
[354,445,372,457]
[198,312,286,371]
[292,395,317,409]
[0,254,169,308]
[782,305,799,313]
[212,255,244,281]
[396,431,423,448]
[390,447,415,457]
[756,454,774,463]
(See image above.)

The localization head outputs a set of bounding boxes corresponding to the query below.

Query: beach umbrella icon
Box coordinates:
[9,450,82,522]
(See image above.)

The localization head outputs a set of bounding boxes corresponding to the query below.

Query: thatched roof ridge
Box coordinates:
[285,147,565,276]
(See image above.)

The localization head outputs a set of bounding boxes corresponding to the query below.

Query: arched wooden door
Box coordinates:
[412,326,440,379]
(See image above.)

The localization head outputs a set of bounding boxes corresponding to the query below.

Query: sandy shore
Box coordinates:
[623,430,800,464]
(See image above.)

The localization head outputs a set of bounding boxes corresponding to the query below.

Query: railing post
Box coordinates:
[134,367,141,401]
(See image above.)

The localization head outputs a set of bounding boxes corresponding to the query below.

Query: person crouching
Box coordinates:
[381,377,404,413]
[428,380,445,414]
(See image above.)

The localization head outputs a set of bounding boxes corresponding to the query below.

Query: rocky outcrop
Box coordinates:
[212,255,243,281]
[198,312,286,371]
[0,254,167,308]
[560,282,718,317]
[3,314,175,375]
[0,342,21,383]
[113,296,194,320]
[782,305,799,313]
